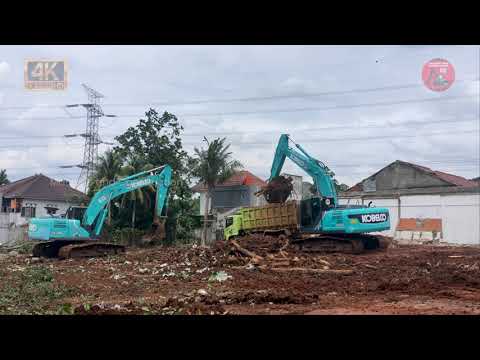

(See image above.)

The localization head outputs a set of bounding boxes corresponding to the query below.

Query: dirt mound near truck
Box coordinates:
[2,238,480,315]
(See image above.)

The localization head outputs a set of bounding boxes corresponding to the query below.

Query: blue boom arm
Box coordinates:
[269,134,338,205]
[83,165,172,237]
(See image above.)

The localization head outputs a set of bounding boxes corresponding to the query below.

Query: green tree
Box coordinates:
[0,169,9,186]
[118,155,154,229]
[192,137,242,246]
[88,149,123,225]
[114,109,197,241]
[323,166,349,194]
[334,181,349,193]
[88,149,123,196]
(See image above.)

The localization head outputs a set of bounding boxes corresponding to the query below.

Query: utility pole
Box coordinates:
[66,84,116,193]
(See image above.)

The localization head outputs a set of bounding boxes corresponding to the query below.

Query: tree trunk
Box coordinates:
[132,199,136,229]
[202,191,210,246]
[107,202,111,226]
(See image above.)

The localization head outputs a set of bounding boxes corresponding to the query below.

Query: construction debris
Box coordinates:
[1,233,480,315]
[208,271,232,282]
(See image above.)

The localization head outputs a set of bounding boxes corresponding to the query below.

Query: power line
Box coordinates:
[176,117,479,137]
[0,129,477,150]
[3,158,478,172]
[0,94,477,122]
[1,116,477,141]
[104,79,480,107]
[0,144,85,149]
[178,94,478,118]
[1,78,478,112]
[182,129,480,146]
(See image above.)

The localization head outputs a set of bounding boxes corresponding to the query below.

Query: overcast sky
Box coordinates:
[0,45,479,190]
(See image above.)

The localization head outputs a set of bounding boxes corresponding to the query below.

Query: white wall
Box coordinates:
[339,193,480,245]
[441,194,480,245]
[24,199,72,219]
[400,195,442,219]
[0,213,26,244]
[0,199,75,244]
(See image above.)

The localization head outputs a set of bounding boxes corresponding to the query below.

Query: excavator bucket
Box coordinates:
[255,175,294,203]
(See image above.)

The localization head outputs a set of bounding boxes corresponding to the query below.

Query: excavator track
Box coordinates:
[58,242,125,259]
[32,240,125,259]
[292,233,381,254]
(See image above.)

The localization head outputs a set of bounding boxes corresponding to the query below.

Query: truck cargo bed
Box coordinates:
[241,200,299,232]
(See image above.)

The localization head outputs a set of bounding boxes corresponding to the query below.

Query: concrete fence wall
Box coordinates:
[339,193,480,245]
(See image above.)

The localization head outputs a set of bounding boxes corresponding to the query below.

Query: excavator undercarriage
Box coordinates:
[32,240,125,259]
[291,233,381,254]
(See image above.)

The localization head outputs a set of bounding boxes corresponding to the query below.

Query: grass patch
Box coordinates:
[0,265,74,314]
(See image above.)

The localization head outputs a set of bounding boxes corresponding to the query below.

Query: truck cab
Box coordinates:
[224,213,244,240]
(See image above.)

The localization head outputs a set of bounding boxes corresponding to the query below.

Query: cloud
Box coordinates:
[0,45,478,187]
[0,61,11,80]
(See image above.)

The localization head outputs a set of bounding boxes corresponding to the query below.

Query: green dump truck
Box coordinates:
[224,201,300,240]
[223,197,390,253]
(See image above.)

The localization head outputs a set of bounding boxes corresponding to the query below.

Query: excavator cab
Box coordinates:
[64,206,87,221]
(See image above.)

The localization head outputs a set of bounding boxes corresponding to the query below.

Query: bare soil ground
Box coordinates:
[1,236,480,315]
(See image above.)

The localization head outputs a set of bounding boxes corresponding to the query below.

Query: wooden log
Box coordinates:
[269,267,353,275]
[270,261,291,267]
[230,240,263,261]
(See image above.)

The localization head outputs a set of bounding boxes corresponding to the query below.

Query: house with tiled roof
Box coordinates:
[192,170,267,216]
[338,160,480,245]
[0,174,87,243]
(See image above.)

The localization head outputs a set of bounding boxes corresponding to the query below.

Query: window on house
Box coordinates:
[45,206,59,215]
[21,206,36,218]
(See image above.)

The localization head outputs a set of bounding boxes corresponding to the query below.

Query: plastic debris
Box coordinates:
[208,271,232,282]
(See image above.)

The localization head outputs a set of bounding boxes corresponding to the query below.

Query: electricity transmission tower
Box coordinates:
[66,84,116,193]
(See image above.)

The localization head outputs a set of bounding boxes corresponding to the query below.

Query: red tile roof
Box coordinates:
[345,160,479,192]
[433,170,478,187]
[192,170,266,192]
[0,174,87,202]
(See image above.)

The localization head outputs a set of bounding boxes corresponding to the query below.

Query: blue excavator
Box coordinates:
[256,134,390,253]
[28,165,172,258]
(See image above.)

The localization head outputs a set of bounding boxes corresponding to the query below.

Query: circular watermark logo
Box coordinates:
[422,58,455,92]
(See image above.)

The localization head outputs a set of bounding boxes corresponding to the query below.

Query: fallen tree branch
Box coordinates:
[270,260,291,267]
[230,240,263,261]
[267,267,354,275]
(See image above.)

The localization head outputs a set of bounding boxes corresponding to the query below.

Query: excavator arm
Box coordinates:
[83,165,172,237]
[269,134,338,206]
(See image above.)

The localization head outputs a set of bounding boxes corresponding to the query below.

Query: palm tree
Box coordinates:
[118,155,154,229]
[192,137,242,246]
[0,169,9,186]
[89,150,123,225]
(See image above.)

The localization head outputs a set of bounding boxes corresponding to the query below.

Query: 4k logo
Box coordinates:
[24,60,67,90]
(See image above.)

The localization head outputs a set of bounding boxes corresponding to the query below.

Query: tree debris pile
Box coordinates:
[1,241,480,315]
[255,175,294,203]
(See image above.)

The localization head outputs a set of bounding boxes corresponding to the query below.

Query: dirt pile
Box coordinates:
[1,238,480,314]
